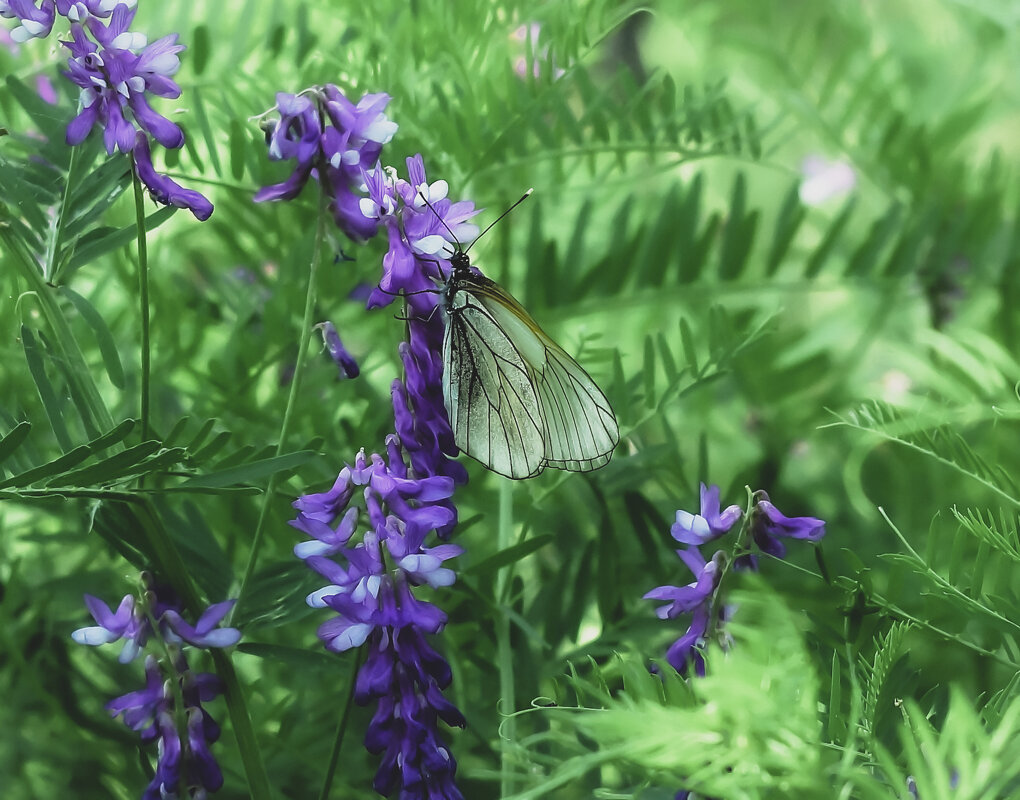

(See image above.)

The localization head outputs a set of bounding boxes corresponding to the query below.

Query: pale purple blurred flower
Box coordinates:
[799,155,856,205]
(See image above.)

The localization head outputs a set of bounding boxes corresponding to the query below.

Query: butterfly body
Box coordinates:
[440,249,619,479]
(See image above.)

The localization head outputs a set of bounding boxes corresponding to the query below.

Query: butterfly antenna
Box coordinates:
[464,188,533,255]
[417,191,463,253]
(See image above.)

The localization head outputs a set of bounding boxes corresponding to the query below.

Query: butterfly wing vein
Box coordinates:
[444,282,620,479]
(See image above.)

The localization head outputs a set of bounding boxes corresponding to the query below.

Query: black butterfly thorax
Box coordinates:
[443,250,495,314]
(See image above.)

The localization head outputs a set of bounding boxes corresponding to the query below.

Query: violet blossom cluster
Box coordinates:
[645,483,826,675]
[71,575,241,799]
[291,443,466,798]
[257,85,482,798]
[254,86,397,241]
[1,0,212,219]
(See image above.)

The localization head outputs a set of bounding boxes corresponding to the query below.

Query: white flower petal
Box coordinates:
[306,585,344,607]
[414,235,448,255]
[428,180,449,202]
[294,540,332,559]
[362,117,397,144]
[359,197,379,220]
[70,626,120,646]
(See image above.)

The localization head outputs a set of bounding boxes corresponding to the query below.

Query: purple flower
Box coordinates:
[293,437,466,797]
[74,583,234,800]
[133,133,213,220]
[253,91,322,203]
[316,321,360,379]
[57,0,135,22]
[254,85,398,242]
[71,579,240,661]
[645,546,724,675]
[61,5,185,153]
[748,491,826,560]
[3,0,56,43]
[670,483,742,545]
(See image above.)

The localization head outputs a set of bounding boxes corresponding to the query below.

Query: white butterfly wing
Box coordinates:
[450,276,619,476]
[443,287,546,479]
[531,342,619,472]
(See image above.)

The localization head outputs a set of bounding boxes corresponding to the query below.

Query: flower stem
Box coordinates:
[318,646,365,800]
[131,166,151,443]
[497,479,517,796]
[233,191,327,620]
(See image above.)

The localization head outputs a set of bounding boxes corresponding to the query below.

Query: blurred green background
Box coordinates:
[1,0,1019,797]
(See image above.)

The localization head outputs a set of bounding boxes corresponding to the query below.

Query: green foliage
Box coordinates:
[1,0,1019,798]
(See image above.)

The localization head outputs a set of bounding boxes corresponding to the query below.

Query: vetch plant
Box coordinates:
[252,84,480,798]
[3,0,212,218]
[72,575,240,800]
[646,484,826,676]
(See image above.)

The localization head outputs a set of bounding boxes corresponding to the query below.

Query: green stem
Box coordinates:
[233,191,328,620]
[497,480,516,797]
[318,647,365,800]
[132,168,152,443]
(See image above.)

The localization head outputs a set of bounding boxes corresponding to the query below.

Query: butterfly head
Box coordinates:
[449,248,472,278]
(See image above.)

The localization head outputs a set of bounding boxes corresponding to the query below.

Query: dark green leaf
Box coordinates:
[178,450,316,489]
[21,326,72,452]
[48,440,161,487]
[61,287,126,389]
[0,421,31,467]
[467,535,554,577]
[65,206,176,276]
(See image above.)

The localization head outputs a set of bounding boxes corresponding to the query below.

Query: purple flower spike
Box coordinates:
[749,491,826,560]
[316,321,360,379]
[670,483,742,545]
[133,133,214,220]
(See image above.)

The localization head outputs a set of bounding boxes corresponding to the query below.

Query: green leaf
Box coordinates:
[190,88,223,177]
[765,184,806,275]
[235,643,346,671]
[48,440,161,487]
[0,419,134,488]
[718,172,758,279]
[0,421,31,467]
[229,118,246,181]
[467,535,555,577]
[61,287,125,389]
[192,24,210,75]
[0,444,91,489]
[4,76,67,142]
[679,317,699,374]
[21,326,72,452]
[178,450,316,489]
[643,334,656,408]
[804,196,856,278]
[65,205,176,276]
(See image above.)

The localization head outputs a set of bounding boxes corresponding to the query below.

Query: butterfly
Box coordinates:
[433,193,620,479]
